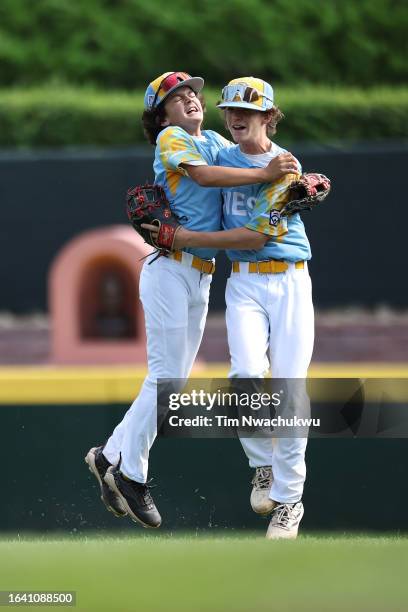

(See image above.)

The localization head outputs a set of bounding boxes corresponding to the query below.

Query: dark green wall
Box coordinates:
[2,404,407,533]
[1,144,408,312]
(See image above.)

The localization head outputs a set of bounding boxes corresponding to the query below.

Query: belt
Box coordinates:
[170,251,216,275]
[232,260,304,274]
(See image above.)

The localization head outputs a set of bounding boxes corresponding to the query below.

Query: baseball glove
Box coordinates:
[280,173,331,217]
[126,184,181,252]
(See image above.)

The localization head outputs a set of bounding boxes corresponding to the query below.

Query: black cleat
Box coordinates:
[85,446,127,517]
[104,466,162,528]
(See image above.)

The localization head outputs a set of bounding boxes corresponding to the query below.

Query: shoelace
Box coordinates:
[251,467,272,490]
[272,504,299,528]
[140,478,157,506]
[121,473,156,507]
[140,486,153,505]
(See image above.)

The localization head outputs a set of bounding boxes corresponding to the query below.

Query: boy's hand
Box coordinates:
[141,224,190,250]
[261,153,299,182]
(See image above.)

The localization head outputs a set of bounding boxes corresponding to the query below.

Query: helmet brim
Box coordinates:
[159,77,204,106]
[217,100,270,111]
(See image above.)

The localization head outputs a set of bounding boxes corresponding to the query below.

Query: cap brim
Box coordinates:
[217,100,269,111]
[160,77,204,105]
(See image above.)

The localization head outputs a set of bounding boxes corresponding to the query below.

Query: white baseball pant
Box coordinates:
[103,252,211,482]
[226,262,314,503]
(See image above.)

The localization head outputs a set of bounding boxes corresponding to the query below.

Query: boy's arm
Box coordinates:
[158,126,298,187]
[142,174,298,251]
[172,226,269,250]
[141,224,269,250]
[182,153,298,187]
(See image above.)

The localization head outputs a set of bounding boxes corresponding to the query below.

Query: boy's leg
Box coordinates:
[114,258,211,483]
[225,273,273,469]
[120,265,211,483]
[104,261,211,526]
[267,264,314,505]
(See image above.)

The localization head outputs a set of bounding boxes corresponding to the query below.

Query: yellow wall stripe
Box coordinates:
[0,363,407,405]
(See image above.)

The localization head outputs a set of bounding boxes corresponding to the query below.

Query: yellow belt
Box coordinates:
[171,251,216,275]
[232,260,304,274]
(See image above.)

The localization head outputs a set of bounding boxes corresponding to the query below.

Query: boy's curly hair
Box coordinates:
[142,92,206,145]
[265,106,284,136]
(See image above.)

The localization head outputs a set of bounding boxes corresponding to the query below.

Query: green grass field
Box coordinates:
[0,534,407,611]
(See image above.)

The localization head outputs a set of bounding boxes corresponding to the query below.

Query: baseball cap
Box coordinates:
[217,77,274,111]
[144,72,204,110]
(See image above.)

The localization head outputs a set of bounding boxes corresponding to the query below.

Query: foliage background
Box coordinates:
[0,0,407,88]
[0,86,407,147]
[0,0,406,146]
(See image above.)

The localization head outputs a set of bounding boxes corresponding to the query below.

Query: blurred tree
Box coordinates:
[0,0,406,87]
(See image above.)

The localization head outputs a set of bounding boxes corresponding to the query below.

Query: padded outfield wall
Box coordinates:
[1,364,408,533]
[1,401,408,533]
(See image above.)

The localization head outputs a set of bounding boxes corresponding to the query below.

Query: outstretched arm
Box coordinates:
[141,174,300,251]
[142,224,269,250]
[158,125,298,187]
[176,226,269,249]
[182,152,298,187]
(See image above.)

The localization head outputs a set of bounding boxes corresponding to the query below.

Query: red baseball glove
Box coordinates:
[126,184,181,252]
[280,173,331,216]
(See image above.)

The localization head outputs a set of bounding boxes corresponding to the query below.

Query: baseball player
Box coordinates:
[85,72,298,528]
[147,77,314,539]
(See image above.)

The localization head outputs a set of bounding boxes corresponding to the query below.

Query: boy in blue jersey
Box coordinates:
[149,77,314,539]
[85,72,298,528]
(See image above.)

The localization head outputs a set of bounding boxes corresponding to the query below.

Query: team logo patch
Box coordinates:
[269,209,281,227]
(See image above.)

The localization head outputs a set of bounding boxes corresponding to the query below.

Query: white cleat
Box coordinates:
[266,501,304,540]
[250,466,276,515]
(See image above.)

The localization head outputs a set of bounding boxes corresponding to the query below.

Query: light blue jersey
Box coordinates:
[154,126,230,260]
[218,144,311,262]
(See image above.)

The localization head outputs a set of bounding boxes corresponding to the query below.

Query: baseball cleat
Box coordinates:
[85,446,127,518]
[104,466,162,529]
[266,501,304,540]
[250,466,276,515]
